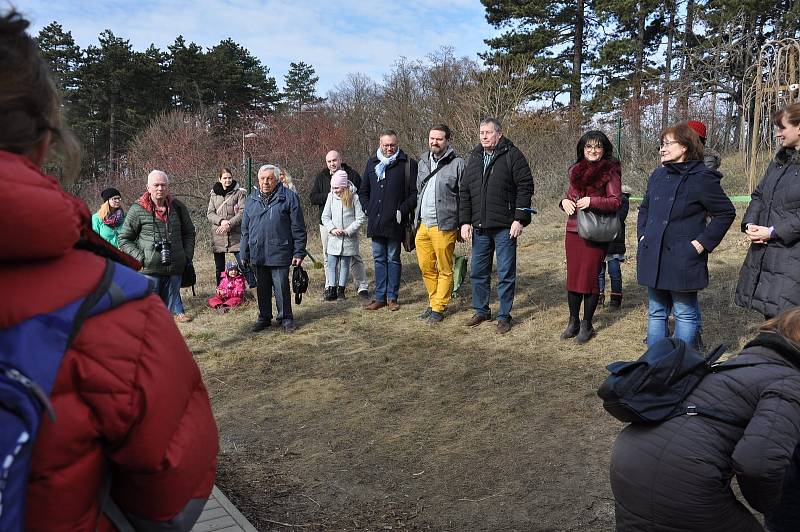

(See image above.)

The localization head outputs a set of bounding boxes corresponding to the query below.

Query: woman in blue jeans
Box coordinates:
[637,123,735,347]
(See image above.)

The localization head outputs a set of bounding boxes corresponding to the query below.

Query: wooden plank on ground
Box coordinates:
[191,485,257,532]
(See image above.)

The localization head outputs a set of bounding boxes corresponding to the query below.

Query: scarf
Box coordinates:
[375,148,399,181]
[258,187,278,208]
[568,159,619,197]
[138,191,173,222]
[212,180,239,196]
[103,208,124,227]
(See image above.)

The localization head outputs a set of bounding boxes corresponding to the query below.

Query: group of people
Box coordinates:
[8,3,800,528]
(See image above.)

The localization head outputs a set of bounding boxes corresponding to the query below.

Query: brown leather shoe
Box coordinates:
[364,300,387,311]
[465,313,490,327]
[174,313,193,323]
[387,300,400,311]
[496,319,512,334]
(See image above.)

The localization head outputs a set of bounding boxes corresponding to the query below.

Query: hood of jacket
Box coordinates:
[744,331,800,370]
[0,150,138,268]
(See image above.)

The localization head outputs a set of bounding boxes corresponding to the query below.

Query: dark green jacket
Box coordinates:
[119,197,196,276]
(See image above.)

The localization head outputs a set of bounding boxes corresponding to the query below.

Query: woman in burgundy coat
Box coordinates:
[560,131,622,343]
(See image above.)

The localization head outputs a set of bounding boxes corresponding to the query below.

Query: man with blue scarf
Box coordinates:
[359,130,418,311]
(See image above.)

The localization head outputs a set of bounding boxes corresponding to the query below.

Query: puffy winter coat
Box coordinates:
[118,194,196,277]
[309,163,361,225]
[240,184,307,267]
[321,184,366,256]
[636,160,735,291]
[736,148,800,318]
[610,332,800,532]
[206,182,247,253]
[358,150,418,241]
[91,210,125,247]
[0,150,218,530]
[459,136,534,229]
[414,147,464,232]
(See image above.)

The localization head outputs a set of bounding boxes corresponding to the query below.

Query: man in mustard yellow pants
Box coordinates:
[414,124,465,323]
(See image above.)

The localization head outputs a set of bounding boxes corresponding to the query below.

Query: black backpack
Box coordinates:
[292,265,308,304]
[597,338,762,427]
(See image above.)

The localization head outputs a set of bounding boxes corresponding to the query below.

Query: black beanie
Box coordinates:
[101,187,121,202]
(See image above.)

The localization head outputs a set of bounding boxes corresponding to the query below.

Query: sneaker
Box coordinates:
[358,288,370,300]
[419,307,432,320]
[364,300,387,310]
[427,311,444,324]
[496,319,512,334]
[174,313,192,323]
[387,300,400,311]
[250,319,271,332]
[465,313,490,327]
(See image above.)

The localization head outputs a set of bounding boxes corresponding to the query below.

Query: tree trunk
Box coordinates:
[633,1,645,152]
[662,0,676,129]
[571,0,585,114]
[678,0,695,120]
[108,97,115,176]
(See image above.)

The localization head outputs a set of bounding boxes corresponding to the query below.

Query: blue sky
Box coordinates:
[16,0,501,95]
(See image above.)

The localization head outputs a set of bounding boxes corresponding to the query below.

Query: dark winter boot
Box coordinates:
[337,286,346,300]
[598,293,605,308]
[323,286,337,301]
[561,316,580,339]
[576,320,595,344]
[609,292,622,311]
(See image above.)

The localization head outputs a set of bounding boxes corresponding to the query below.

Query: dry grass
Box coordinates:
[180,204,763,531]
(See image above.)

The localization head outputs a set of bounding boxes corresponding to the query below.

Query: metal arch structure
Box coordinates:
[743,39,800,191]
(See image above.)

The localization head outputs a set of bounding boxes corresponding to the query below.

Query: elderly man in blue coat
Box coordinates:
[637,123,735,347]
[241,164,307,332]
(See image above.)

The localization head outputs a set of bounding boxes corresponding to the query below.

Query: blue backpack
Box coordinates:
[0,259,151,530]
[597,338,762,427]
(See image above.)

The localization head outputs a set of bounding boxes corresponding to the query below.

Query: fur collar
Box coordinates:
[569,158,619,192]
[212,180,239,196]
[775,147,800,166]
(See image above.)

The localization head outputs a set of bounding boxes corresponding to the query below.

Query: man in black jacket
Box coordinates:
[459,117,534,334]
[309,150,369,299]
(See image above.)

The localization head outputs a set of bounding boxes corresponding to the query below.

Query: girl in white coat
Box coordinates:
[322,170,366,300]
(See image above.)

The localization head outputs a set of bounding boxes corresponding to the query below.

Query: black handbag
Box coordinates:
[576,209,620,243]
[181,260,196,296]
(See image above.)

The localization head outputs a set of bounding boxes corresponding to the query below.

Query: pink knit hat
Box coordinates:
[330,170,349,188]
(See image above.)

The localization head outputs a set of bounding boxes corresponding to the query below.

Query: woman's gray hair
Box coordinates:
[258,164,280,177]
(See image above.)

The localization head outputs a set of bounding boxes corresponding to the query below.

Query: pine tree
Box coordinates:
[480,0,591,110]
[282,61,322,112]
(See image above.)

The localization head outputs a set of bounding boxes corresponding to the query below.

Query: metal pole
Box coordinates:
[247,156,253,192]
[616,115,622,162]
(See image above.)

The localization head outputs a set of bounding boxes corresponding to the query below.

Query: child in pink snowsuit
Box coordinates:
[208,263,246,312]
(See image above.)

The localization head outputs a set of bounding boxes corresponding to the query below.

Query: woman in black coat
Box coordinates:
[610,308,800,532]
[736,103,800,319]
[637,123,735,347]
[560,131,621,343]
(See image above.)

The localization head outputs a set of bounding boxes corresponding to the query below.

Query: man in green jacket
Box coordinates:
[119,170,196,322]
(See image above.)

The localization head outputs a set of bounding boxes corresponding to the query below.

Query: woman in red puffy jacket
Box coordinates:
[0,10,218,530]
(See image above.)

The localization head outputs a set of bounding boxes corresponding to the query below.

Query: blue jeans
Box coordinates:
[326,255,352,288]
[371,237,401,301]
[146,274,185,315]
[646,287,699,347]
[598,258,622,294]
[471,227,517,322]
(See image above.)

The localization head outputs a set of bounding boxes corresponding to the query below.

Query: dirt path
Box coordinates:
[184,207,761,531]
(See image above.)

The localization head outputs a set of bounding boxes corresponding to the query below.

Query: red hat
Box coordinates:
[687,120,707,139]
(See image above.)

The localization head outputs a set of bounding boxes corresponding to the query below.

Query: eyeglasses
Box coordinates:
[584,145,603,151]
[660,140,681,148]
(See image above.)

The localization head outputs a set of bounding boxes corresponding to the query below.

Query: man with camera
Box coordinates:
[119,169,196,322]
